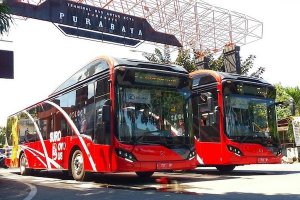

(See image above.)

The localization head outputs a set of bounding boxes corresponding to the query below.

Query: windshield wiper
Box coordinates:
[132,130,160,144]
[237,135,271,146]
[131,130,190,148]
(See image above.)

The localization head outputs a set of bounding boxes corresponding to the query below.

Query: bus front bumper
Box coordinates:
[116,158,197,172]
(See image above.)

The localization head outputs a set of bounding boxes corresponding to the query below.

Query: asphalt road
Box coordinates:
[1,163,300,200]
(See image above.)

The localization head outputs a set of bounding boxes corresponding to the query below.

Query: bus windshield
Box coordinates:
[116,72,192,147]
[224,95,279,146]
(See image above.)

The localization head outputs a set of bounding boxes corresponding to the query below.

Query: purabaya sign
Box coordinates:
[6,0,182,47]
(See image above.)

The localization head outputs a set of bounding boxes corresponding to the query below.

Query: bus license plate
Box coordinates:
[157,163,173,170]
[257,157,269,163]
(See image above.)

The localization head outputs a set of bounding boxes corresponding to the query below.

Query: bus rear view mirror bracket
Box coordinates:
[102,99,112,122]
[207,95,214,112]
[214,106,220,124]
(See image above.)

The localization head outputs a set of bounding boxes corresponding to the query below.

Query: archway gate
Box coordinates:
[6,0,263,52]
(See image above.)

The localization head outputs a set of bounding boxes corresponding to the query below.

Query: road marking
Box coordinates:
[23,182,37,200]
[1,170,37,200]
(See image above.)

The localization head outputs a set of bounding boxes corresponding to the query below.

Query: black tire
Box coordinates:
[71,149,86,181]
[20,153,30,176]
[216,165,236,173]
[135,171,154,178]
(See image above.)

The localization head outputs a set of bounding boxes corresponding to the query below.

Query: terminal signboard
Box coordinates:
[6,0,182,47]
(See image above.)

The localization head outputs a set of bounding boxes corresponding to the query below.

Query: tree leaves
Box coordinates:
[0,3,13,35]
[142,47,265,77]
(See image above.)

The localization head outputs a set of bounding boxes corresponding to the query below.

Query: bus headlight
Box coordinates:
[267,147,282,156]
[187,150,196,160]
[227,145,243,156]
[116,149,137,162]
[273,148,282,156]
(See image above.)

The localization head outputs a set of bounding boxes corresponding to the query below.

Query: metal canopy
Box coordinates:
[20,0,263,52]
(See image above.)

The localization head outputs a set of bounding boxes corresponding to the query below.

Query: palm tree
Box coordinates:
[0,2,13,35]
[142,45,171,64]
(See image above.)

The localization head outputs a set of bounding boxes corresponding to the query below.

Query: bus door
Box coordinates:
[93,77,111,172]
[193,89,222,165]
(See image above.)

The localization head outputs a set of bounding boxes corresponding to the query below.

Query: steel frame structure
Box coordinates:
[18,0,263,52]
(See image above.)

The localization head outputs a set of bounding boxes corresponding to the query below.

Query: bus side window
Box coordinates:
[25,107,38,142]
[36,102,53,140]
[73,82,95,138]
[57,90,76,136]
[38,119,48,140]
[197,90,220,142]
[60,116,67,137]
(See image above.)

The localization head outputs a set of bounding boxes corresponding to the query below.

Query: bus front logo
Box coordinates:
[160,151,166,157]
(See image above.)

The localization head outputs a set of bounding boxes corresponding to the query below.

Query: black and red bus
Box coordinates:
[191,70,282,172]
[6,56,196,181]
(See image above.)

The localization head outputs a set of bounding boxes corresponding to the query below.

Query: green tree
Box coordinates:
[275,83,293,120]
[0,2,13,35]
[142,46,171,64]
[175,48,197,72]
[286,121,295,144]
[0,126,7,147]
[143,48,265,76]
[209,54,265,77]
[285,86,300,116]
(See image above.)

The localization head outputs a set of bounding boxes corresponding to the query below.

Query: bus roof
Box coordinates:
[51,56,188,96]
[191,69,273,87]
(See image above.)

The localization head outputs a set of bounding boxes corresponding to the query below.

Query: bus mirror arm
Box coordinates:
[214,106,220,124]
[274,101,284,106]
[102,99,112,122]
[207,96,214,112]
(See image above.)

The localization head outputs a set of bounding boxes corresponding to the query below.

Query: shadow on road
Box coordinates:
[2,167,300,199]
[9,169,238,194]
[188,167,300,176]
[6,164,300,195]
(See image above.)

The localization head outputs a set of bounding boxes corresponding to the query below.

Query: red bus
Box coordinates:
[6,56,196,181]
[191,70,282,172]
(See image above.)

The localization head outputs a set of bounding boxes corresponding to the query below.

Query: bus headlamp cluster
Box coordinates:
[266,147,282,156]
[227,145,243,156]
[187,150,196,160]
[116,149,137,162]
[273,148,282,156]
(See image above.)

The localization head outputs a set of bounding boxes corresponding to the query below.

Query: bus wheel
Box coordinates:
[20,153,30,176]
[216,165,236,173]
[135,171,154,178]
[71,150,86,181]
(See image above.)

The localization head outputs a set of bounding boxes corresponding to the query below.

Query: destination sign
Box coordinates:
[135,72,180,87]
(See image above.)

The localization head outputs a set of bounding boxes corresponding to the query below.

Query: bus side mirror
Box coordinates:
[289,99,296,116]
[207,96,214,112]
[214,106,220,124]
[102,99,112,122]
